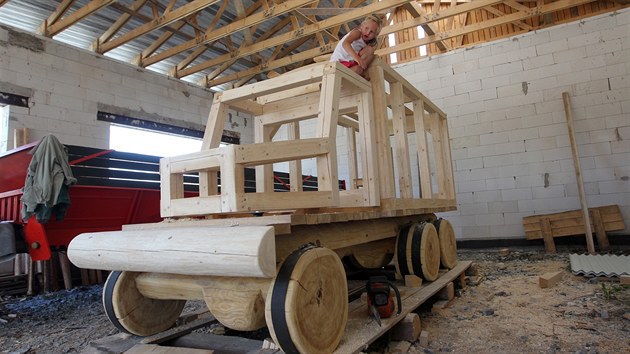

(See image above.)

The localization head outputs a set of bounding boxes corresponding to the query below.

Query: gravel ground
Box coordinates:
[1,247,629,354]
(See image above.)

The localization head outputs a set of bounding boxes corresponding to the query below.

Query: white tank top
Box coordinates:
[330,30,368,63]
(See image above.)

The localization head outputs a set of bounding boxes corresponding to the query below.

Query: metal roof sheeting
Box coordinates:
[569,254,630,278]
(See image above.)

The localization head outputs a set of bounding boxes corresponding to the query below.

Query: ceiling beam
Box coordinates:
[377,0,597,56]
[402,1,450,51]
[37,0,75,36]
[40,0,117,38]
[177,0,412,79]
[197,16,296,83]
[142,0,316,67]
[169,0,233,75]
[484,5,532,31]
[381,0,504,36]
[91,0,148,52]
[206,42,337,88]
[98,0,221,53]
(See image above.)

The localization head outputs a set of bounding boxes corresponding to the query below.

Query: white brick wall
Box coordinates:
[392,8,630,240]
[0,25,253,152]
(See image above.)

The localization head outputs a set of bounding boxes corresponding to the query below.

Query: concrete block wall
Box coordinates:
[0,24,253,152]
[393,8,630,240]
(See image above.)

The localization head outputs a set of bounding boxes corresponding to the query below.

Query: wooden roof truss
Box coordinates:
[4,0,627,90]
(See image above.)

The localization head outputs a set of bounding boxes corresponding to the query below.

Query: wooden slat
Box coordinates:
[98,0,221,53]
[141,0,315,67]
[44,0,115,37]
[523,205,625,240]
[178,0,411,79]
[378,0,597,56]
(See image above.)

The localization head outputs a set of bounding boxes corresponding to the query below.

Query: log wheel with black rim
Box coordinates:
[265,245,348,354]
[434,218,458,269]
[103,271,186,336]
[394,222,440,281]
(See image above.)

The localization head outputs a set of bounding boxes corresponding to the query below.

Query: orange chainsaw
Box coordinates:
[366,276,402,326]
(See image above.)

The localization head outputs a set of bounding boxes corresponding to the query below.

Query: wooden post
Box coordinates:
[13,128,29,148]
[562,92,595,254]
[590,209,610,251]
[540,217,556,253]
[58,252,73,289]
[27,258,34,296]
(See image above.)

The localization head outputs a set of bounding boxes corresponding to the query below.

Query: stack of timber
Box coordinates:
[522,204,624,252]
[69,58,458,353]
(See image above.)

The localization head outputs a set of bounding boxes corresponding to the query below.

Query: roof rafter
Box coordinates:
[142,0,317,67]
[377,0,597,56]
[39,0,115,37]
[177,0,411,79]
[98,0,222,53]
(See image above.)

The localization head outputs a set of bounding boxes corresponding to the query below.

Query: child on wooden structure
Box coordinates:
[330,14,383,78]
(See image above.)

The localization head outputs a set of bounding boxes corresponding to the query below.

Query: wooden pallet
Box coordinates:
[85,261,471,354]
[334,261,471,354]
[522,204,624,252]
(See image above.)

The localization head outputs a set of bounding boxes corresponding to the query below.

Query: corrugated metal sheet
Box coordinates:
[569,254,630,277]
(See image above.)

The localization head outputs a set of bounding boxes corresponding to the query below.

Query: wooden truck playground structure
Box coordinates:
[68,58,458,353]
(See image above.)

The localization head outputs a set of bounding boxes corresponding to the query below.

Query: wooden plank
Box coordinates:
[98,0,222,53]
[367,64,395,199]
[180,0,412,79]
[122,214,293,235]
[413,100,433,199]
[334,261,472,354]
[357,90,380,206]
[539,271,563,288]
[288,122,303,192]
[220,62,328,103]
[590,209,610,251]
[168,196,223,217]
[540,218,556,253]
[43,0,115,37]
[235,138,330,166]
[563,92,594,254]
[140,0,314,66]
[126,343,214,353]
[242,191,335,211]
[315,71,341,202]
[201,95,229,150]
[523,205,625,239]
[391,82,413,199]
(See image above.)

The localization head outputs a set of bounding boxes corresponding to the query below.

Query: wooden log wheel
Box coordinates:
[433,218,458,269]
[103,271,186,336]
[345,238,395,269]
[394,222,440,281]
[266,245,348,354]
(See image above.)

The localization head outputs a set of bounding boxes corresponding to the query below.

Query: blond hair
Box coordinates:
[364,14,384,34]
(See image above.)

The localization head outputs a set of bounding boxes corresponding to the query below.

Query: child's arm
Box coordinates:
[341,29,366,69]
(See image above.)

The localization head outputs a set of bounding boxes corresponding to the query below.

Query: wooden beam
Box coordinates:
[134,20,187,65]
[142,0,316,68]
[174,1,258,77]
[37,0,75,36]
[484,6,532,31]
[91,0,148,52]
[206,43,335,88]
[177,0,411,79]
[562,92,595,255]
[98,0,222,53]
[403,0,450,51]
[43,0,115,37]
[381,0,504,36]
[377,0,597,56]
